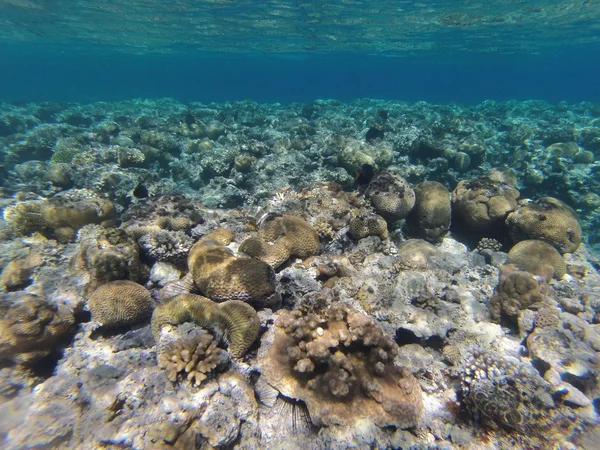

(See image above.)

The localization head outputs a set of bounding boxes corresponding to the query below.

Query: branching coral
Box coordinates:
[151,294,260,358]
[157,332,229,386]
[259,304,423,428]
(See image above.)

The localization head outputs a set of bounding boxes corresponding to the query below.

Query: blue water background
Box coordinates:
[2,44,600,104]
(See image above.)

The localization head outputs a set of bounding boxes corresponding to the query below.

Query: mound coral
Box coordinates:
[75,227,146,293]
[157,332,229,386]
[240,215,320,270]
[88,280,153,329]
[406,181,451,242]
[189,239,276,306]
[259,304,423,428]
[151,294,260,358]
[364,171,415,222]
[506,197,582,254]
[348,212,389,240]
[488,265,550,323]
[40,189,117,243]
[507,239,566,279]
[0,293,74,365]
[452,177,520,230]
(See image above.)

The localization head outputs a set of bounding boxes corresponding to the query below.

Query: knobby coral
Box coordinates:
[151,294,260,357]
[259,304,423,428]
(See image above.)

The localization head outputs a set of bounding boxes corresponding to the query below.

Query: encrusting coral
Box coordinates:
[506,197,582,254]
[157,332,229,386]
[88,280,153,328]
[488,264,550,323]
[240,215,320,269]
[0,293,74,365]
[151,293,260,358]
[259,303,423,428]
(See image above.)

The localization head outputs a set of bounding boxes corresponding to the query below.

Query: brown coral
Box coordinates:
[188,239,276,306]
[151,294,260,357]
[488,265,550,323]
[40,190,117,243]
[259,304,423,428]
[505,197,581,254]
[239,215,319,270]
[157,332,229,386]
[88,280,153,328]
[0,293,74,365]
[507,239,566,279]
[365,171,415,221]
[1,251,42,292]
[348,212,389,240]
[406,181,451,242]
[452,177,520,230]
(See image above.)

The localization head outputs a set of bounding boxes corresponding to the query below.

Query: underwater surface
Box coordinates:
[1,1,600,449]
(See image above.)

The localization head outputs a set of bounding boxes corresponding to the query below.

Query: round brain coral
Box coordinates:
[406,181,451,242]
[88,280,153,328]
[507,239,566,279]
[505,197,581,254]
[452,177,519,230]
[364,171,415,221]
[151,294,260,357]
[188,239,276,306]
[348,212,388,240]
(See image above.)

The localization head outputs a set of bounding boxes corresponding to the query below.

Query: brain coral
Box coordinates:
[364,171,415,222]
[188,239,276,306]
[157,332,229,386]
[151,294,260,357]
[507,239,566,279]
[488,265,550,323]
[452,177,520,230]
[406,181,451,242]
[348,212,389,240]
[258,304,423,428]
[0,293,74,365]
[88,280,153,328]
[505,197,581,254]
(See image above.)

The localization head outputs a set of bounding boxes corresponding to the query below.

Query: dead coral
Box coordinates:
[152,294,260,358]
[259,304,423,428]
[157,332,229,386]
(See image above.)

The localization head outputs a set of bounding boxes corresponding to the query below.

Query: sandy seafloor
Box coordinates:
[0,98,599,449]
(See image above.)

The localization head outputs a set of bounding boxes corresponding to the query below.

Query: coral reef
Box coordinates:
[88,280,153,329]
[259,304,423,428]
[348,212,389,240]
[507,239,566,279]
[151,294,260,357]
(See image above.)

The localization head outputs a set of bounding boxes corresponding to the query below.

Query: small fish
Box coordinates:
[184,112,196,128]
[354,164,374,188]
[132,183,149,199]
[365,125,384,142]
